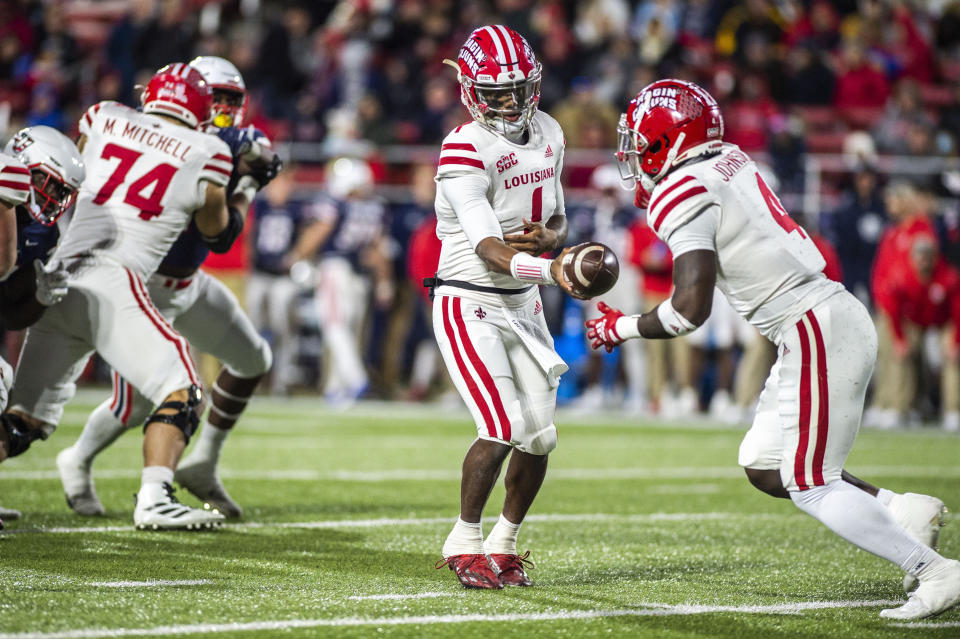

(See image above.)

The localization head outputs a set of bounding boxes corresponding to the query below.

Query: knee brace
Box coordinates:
[143,385,202,443]
[2,413,48,457]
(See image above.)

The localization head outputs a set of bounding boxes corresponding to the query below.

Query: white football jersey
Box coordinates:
[434,111,566,296]
[648,143,844,340]
[54,101,232,278]
[0,152,31,207]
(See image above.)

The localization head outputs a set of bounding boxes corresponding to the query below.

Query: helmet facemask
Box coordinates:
[28,168,76,225]
[211,87,246,128]
[469,67,541,137]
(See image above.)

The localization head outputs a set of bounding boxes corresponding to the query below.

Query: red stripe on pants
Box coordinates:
[441,296,497,438]
[109,372,120,412]
[794,318,813,490]
[125,269,199,387]
[451,297,512,442]
[121,380,134,425]
[806,310,829,486]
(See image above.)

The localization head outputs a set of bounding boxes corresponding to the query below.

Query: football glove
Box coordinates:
[585,301,627,353]
[34,258,68,306]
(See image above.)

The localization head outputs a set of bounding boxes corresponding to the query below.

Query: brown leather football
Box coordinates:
[561,242,620,298]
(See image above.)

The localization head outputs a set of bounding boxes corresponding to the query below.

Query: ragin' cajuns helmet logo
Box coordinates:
[10,130,35,154]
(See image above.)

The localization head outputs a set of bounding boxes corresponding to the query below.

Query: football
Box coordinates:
[561,242,620,298]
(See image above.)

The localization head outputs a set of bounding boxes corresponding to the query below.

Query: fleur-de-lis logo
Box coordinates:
[475,306,486,320]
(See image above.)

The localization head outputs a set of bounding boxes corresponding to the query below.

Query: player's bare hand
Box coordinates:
[504,218,559,255]
[550,248,588,300]
[585,301,627,353]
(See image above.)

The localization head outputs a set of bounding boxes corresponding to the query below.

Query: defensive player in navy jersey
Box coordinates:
[312,157,392,403]
[0,126,84,526]
[56,57,281,519]
[245,163,329,394]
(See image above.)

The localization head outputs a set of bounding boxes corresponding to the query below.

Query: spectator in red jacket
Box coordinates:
[872,232,960,430]
[834,40,890,109]
[628,218,689,413]
[871,181,936,310]
[404,216,443,400]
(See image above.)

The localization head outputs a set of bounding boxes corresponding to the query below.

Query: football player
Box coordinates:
[313,156,391,403]
[587,79,960,619]
[0,125,83,527]
[0,63,256,530]
[55,56,280,520]
[430,26,579,589]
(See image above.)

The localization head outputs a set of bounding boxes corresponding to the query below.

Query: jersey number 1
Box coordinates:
[756,172,806,239]
[523,186,542,234]
[93,143,177,221]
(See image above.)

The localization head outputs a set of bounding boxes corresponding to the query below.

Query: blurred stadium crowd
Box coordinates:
[3,0,960,430]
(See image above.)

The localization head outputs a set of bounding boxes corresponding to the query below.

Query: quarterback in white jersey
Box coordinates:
[2,64,255,531]
[431,26,579,590]
[587,79,960,620]
[55,56,280,521]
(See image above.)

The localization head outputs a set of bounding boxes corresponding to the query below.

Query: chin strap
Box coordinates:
[657,132,686,182]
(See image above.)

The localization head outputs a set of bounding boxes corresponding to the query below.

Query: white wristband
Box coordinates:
[510,252,555,285]
[613,315,641,341]
[235,175,259,203]
[657,298,697,336]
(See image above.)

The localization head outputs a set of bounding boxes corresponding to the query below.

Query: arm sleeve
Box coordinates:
[663,204,719,258]
[552,143,566,217]
[438,173,503,250]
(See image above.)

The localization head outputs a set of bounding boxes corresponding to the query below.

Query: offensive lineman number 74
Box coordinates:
[93,143,176,220]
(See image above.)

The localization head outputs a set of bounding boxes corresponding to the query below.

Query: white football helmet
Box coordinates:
[326,157,373,200]
[4,126,84,225]
[189,56,248,128]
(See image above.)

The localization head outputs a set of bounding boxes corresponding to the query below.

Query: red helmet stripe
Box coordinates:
[483,26,509,67]
[494,25,519,70]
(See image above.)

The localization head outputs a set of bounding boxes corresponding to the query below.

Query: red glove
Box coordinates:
[585,301,626,353]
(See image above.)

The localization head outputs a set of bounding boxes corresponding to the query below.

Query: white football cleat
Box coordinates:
[56,446,105,516]
[174,459,242,519]
[881,559,960,620]
[133,482,225,530]
[887,492,948,594]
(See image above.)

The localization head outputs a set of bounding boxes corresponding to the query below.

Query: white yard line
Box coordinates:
[87,580,212,588]
[346,592,456,601]
[891,621,960,629]
[5,465,960,482]
[1,512,777,535]
[0,600,901,639]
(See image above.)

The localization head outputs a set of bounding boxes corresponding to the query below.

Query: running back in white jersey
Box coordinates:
[54,101,232,278]
[434,110,566,293]
[647,143,843,339]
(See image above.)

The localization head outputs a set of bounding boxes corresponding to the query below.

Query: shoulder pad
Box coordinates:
[647,174,719,239]
[437,125,487,178]
[0,153,31,207]
[79,101,124,136]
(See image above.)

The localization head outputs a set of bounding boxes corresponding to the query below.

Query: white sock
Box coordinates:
[441,517,484,557]
[184,423,229,466]
[72,401,128,465]
[483,514,522,555]
[876,487,897,507]
[138,466,175,502]
[790,480,942,574]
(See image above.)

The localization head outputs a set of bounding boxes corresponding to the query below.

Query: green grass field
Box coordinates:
[1,391,959,638]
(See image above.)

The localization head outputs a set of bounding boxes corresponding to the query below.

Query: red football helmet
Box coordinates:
[141,63,213,129]
[617,79,724,198]
[444,25,541,136]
